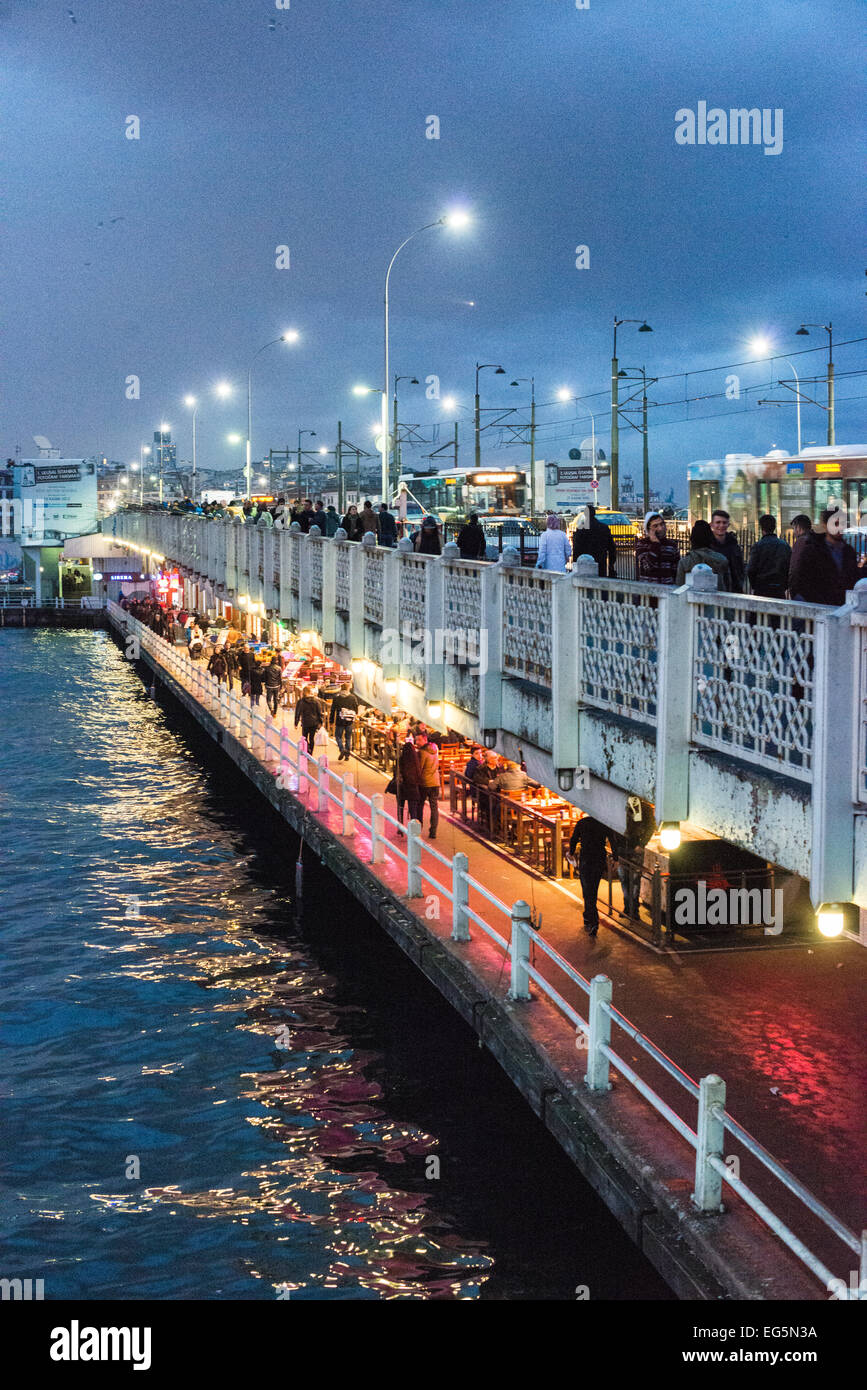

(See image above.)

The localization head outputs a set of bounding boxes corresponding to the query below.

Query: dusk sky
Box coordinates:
[4,0,865,497]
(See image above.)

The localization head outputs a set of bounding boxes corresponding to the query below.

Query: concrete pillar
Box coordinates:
[655,574,705,824]
[811,599,859,907]
[552,571,579,775]
[298,532,312,632]
[426,553,445,710]
[348,541,365,659]
[381,546,400,680]
[478,552,511,745]
[320,534,337,648]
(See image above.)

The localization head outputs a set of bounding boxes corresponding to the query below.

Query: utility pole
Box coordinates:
[337,420,344,513]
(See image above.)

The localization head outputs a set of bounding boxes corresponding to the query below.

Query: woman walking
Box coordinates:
[394,735,422,834]
[248,658,265,708]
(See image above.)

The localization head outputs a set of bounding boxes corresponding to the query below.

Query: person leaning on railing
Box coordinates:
[635,512,679,585]
[675,519,731,590]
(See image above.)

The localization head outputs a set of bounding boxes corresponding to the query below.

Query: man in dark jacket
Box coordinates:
[378,504,398,547]
[566,815,617,936]
[330,680,360,760]
[746,514,792,598]
[709,509,745,593]
[788,507,859,606]
[294,686,324,754]
[263,656,283,716]
[415,734,440,838]
[571,505,617,576]
[457,513,488,560]
[395,737,423,829]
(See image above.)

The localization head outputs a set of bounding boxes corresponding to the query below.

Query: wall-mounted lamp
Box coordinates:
[557,769,574,792]
[816,903,846,938]
[483,729,497,749]
[659,822,682,852]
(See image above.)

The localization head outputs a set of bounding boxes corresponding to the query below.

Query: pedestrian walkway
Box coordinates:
[123,624,867,1289]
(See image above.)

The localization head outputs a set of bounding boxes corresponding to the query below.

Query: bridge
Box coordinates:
[106,510,867,937]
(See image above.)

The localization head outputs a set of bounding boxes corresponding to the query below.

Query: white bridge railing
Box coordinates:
[108,597,867,1299]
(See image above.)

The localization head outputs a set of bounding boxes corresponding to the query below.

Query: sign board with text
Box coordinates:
[13,460,98,540]
[544,461,611,511]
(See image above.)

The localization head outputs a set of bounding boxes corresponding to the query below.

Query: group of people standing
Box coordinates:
[533,501,861,607]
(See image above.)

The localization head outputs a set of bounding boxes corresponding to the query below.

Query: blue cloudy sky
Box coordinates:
[3,0,864,497]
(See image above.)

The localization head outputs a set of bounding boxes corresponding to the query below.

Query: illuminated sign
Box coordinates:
[471,472,519,484]
[815,463,841,474]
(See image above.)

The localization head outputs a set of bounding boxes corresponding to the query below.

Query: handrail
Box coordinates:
[106,599,865,1297]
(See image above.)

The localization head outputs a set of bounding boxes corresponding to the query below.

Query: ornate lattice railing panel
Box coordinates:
[690,594,817,781]
[363,548,384,625]
[398,554,429,635]
[309,537,323,602]
[335,542,351,613]
[578,582,662,726]
[502,570,553,688]
[444,561,483,651]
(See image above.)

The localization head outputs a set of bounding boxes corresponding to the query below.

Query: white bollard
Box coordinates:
[317,755,329,812]
[508,900,532,1000]
[406,819,423,897]
[451,851,470,941]
[585,974,613,1092]
[370,792,385,864]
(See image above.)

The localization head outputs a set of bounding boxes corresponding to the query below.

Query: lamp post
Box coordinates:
[139,444,150,505]
[557,390,599,483]
[393,374,419,493]
[183,395,199,501]
[510,377,536,515]
[382,211,470,500]
[611,317,652,508]
[297,429,316,504]
[795,323,834,445]
[475,362,506,469]
[245,332,299,501]
[750,338,803,455]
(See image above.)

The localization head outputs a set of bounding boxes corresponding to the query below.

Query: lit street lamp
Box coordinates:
[749,337,802,454]
[297,428,316,504]
[381,210,470,500]
[245,332,300,501]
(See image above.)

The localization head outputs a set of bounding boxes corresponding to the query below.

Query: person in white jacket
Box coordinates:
[535,513,571,571]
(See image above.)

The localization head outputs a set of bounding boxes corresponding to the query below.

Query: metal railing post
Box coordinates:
[370,792,385,863]
[508,899,532,1000]
[342,773,355,835]
[317,755,329,812]
[451,852,470,941]
[280,726,290,783]
[692,1074,727,1213]
[585,974,613,1092]
[406,819,423,897]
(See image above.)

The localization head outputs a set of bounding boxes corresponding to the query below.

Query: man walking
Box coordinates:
[415,733,441,839]
[709,509,745,593]
[746,514,792,598]
[330,679,360,760]
[566,815,617,937]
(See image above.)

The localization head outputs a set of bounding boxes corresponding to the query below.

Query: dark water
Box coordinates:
[0,628,671,1300]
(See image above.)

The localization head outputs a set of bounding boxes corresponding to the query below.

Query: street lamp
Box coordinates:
[475,363,506,469]
[510,377,536,515]
[139,444,151,505]
[558,390,600,475]
[246,332,300,501]
[611,317,652,508]
[749,338,802,454]
[382,211,471,500]
[183,395,199,502]
[795,323,834,445]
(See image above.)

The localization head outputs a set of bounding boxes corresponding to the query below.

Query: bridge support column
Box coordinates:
[298,533,312,633]
[655,576,705,823]
[478,553,511,747]
[811,599,859,907]
[321,535,337,649]
[348,542,365,660]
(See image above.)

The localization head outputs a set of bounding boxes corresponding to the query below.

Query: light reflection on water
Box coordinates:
[0,629,670,1301]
